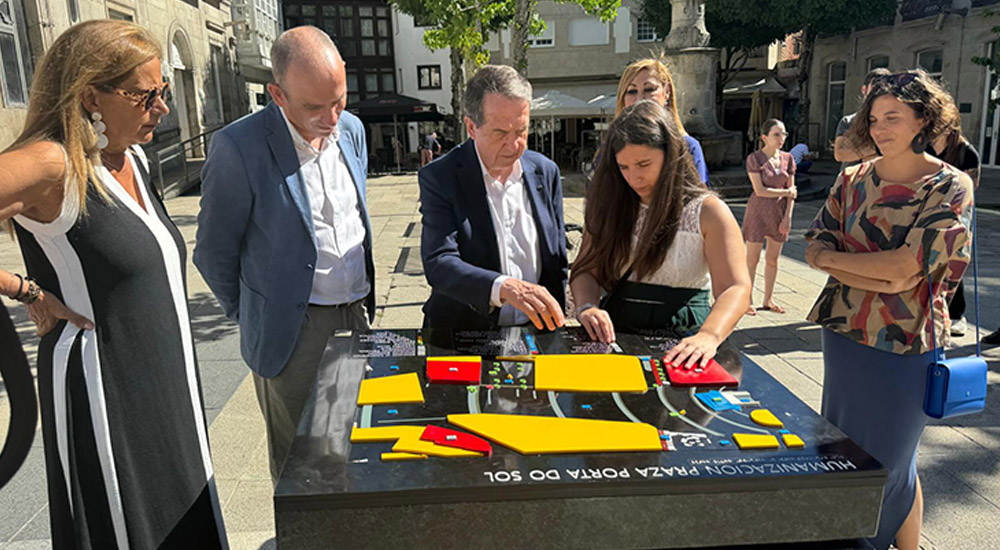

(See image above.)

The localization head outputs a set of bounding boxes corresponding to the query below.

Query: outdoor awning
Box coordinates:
[586,94,617,115]
[531,90,596,117]
[346,93,445,123]
[723,76,787,98]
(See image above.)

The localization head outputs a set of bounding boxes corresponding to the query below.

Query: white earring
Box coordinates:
[91,111,108,149]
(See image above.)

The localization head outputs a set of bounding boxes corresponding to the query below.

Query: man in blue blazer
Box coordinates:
[419,65,567,331]
[195,27,374,482]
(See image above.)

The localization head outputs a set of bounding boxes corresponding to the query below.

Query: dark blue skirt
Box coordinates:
[821,329,934,550]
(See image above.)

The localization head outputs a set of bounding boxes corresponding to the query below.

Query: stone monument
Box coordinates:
[664,0,742,168]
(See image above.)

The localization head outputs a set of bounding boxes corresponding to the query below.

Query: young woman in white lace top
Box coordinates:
[570,101,751,368]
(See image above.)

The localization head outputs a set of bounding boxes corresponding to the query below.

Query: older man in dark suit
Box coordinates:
[419,65,567,331]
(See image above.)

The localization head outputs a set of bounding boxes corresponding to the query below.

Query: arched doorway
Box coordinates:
[169,29,200,145]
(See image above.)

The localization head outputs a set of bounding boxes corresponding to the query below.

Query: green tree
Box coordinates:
[390,0,514,139]
[392,0,620,138]
[641,0,784,92]
[640,0,898,140]
[972,11,1000,109]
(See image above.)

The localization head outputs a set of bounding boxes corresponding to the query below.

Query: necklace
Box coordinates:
[101,151,127,172]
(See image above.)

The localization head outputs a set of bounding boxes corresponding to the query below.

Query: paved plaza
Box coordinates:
[2,166,999,549]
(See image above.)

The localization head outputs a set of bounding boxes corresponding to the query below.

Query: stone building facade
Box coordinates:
[0,0,247,151]
[807,0,999,163]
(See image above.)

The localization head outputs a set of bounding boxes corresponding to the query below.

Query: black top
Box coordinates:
[928,138,981,180]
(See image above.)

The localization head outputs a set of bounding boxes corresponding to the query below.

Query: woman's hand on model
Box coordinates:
[786,186,797,200]
[578,306,616,343]
[26,290,93,336]
[663,330,722,369]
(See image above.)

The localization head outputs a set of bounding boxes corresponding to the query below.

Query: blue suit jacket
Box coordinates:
[418,140,568,329]
[194,103,375,377]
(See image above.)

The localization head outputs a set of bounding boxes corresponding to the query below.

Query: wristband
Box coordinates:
[574,302,598,320]
[11,273,25,300]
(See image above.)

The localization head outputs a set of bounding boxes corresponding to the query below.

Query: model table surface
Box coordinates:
[274,328,884,550]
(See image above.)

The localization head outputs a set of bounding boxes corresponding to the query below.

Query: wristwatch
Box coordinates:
[574,302,598,320]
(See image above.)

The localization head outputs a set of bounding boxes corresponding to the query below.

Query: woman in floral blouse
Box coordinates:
[805,70,973,550]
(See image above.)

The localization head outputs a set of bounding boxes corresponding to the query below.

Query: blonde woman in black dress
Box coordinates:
[0,21,227,548]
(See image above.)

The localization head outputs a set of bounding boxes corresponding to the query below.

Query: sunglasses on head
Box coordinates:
[98,82,172,111]
[877,73,918,93]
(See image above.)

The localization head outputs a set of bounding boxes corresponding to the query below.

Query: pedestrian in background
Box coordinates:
[742,118,796,315]
[788,142,815,173]
[805,70,974,550]
[421,130,441,166]
[834,68,892,167]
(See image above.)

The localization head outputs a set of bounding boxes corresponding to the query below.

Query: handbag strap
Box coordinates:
[926,170,980,359]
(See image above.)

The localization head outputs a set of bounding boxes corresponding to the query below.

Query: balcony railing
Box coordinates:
[149,126,223,199]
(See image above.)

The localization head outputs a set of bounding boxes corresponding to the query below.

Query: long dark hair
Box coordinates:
[572,100,708,290]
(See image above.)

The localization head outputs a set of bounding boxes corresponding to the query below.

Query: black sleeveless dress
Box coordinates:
[13,147,227,549]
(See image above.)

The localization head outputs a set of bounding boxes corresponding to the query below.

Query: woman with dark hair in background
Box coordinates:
[805,70,974,550]
[569,101,749,367]
[925,103,981,338]
[742,118,797,315]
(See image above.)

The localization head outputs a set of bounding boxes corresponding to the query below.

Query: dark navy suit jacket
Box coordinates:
[194,103,375,377]
[418,140,567,329]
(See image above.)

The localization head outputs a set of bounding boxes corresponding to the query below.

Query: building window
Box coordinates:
[413,11,434,27]
[916,49,943,78]
[285,1,393,62]
[528,21,554,48]
[793,38,801,55]
[569,18,608,46]
[380,69,394,93]
[636,19,659,43]
[868,55,889,71]
[826,61,847,144]
[347,68,359,104]
[0,0,28,106]
[108,8,133,21]
[418,65,441,89]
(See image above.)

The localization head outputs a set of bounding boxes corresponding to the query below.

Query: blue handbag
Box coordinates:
[923,191,987,420]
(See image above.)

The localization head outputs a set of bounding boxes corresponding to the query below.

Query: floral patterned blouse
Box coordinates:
[805,160,974,355]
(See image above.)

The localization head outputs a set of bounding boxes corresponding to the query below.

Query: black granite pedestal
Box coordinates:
[274,328,885,549]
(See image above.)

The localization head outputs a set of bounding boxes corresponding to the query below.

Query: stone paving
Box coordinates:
[2,170,999,549]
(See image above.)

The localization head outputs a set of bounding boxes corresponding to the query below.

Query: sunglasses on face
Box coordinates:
[99,82,172,110]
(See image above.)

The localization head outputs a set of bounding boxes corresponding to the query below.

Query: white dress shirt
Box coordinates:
[476,146,541,326]
[280,108,370,305]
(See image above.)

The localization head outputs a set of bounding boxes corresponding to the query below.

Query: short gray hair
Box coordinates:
[270,26,341,85]
[464,65,532,126]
